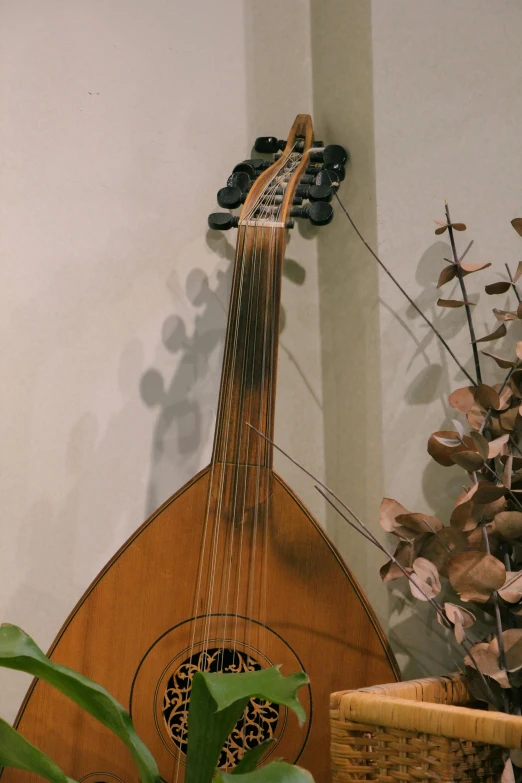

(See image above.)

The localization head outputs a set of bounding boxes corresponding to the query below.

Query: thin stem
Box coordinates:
[506,263,522,303]
[333,192,477,386]
[482,525,511,714]
[445,202,482,384]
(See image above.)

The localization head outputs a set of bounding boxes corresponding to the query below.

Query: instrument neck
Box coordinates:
[212,223,286,468]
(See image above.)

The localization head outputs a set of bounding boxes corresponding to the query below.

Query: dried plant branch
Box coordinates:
[445,202,481,384]
[333,192,477,386]
[315,485,500,708]
[247,424,501,709]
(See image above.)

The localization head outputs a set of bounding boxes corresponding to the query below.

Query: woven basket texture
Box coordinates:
[330,673,522,783]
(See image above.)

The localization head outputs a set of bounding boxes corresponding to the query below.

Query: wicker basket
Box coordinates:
[330,673,522,782]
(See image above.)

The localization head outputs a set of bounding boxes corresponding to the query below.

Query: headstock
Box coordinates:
[208,114,348,231]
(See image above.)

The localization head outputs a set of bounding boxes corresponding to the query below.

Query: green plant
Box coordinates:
[0,624,312,783]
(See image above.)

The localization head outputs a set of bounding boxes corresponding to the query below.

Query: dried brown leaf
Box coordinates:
[499,571,522,603]
[485,281,512,295]
[428,431,474,467]
[481,497,508,522]
[419,528,468,576]
[464,641,509,687]
[409,557,441,601]
[437,298,474,308]
[461,262,491,275]
[448,551,506,602]
[512,218,522,238]
[475,384,501,410]
[495,629,522,672]
[473,323,507,344]
[510,369,522,398]
[492,511,522,540]
[473,481,505,504]
[437,602,475,644]
[452,223,467,231]
[469,431,489,460]
[488,434,510,459]
[502,758,515,783]
[451,450,484,472]
[379,498,410,535]
[493,308,518,322]
[437,265,458,287]
[395,512,443,535]
[481,351,516,370]
[514,261,522,283]
[466,404,487,430]
[449,386,476,414]
[451,484,481,532]
[435,225,447,235]
[496,385,514,411]
[465,522,499,557]
[379,537,425,582]
[500,405,519,432]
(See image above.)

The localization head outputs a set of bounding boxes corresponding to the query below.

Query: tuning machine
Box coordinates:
[217,186,302,209]
[291,202,334,226]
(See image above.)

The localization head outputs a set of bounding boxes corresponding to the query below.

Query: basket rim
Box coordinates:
[331,672,522,749]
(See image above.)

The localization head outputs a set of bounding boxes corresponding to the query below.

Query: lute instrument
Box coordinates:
[2,114,398,783]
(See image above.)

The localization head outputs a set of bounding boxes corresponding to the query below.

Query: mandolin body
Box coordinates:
[2,466,398,783]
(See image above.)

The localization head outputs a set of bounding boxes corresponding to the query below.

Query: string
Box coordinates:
[176,145,301,776]
[200,153,290,677]
[234,152,301,755]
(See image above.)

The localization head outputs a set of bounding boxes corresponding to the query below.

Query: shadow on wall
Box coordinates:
[139,231,235,516]
[139,221,306,517]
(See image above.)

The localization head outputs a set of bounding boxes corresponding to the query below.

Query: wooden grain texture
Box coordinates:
[1,115,399,783]
[3,470,397,783]
[330,674,521,783]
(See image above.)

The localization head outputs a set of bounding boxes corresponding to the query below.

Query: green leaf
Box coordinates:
[201,668,308,723]
[0,718,75,783]
[185,667,308,783]
[0,625,159,783]
[217,761,314,783]
[232,740,274,774]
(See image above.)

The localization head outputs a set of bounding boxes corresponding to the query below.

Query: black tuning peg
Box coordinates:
[208,213,239,231]
[227,171,250,193]
[323,145,348,167]
[233,161,257,178]
[243,158,271,171]
[217,186,242,209]
[310,144,348,167]
[323,162,345,181]
[297,184,333,203]
[290,202,334,226]
[254,136,286,153]
[315,169,341,188]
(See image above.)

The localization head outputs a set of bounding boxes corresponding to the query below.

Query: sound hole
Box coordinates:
[162,647,279,768]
